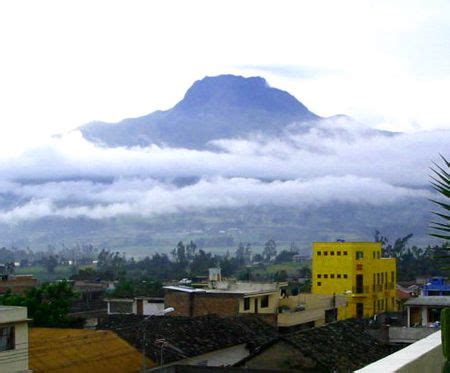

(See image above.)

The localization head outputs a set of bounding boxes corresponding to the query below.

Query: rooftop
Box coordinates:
[237,319,402,371]
[97,314,278,364]
[29,327,154,372]
[404,296,450,307]
[164,281,281,295]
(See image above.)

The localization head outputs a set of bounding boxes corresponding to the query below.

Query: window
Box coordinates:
[377,273,380,285]
[244,297,250,311]
[261,295,269,308]
[343,274,348,279]
[377,252,381,259]
[391,297,395,308]
[0,326,14,351]
[317,274,322,278]
[317,282,322,286]
[391,271,394,283]
[337,274,341,279]
[337,251,341,256]
[324,274,328,278]
[330,251,335,256]
[317,251,322,256]
[343,251,348,256]
[110,301,133,314]
[330,274,335,278]
[356,251,364,260]
[373,300,377,312]
[324,251,328,256]
[373,251,376,259]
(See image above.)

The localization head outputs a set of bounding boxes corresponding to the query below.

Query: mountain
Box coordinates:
[80,75,320,148]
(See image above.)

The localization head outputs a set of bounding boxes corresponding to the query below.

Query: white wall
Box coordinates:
[356,331,443,373]
[143,301,164,316]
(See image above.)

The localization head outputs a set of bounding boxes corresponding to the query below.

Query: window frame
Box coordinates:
[260,295,269,308]
[0,326,15,352]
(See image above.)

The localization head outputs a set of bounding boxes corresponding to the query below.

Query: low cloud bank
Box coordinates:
[0,118,447,222]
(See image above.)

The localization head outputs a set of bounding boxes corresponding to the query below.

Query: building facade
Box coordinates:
[0,275,37,295]
[106,297,164,316]
[312,242,397,319]
[0,306,30,373]
[164,281,346,329]
[421,277,450,296]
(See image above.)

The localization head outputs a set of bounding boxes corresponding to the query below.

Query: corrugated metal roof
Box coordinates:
[29,328,155,372]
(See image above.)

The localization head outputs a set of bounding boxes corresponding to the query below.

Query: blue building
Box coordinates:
[422,277,450,296]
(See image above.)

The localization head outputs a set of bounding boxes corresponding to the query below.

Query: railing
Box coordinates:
[352,286,370,295]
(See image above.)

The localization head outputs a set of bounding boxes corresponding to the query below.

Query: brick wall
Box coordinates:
[192,294,240,316]
[165,291,193,316]
[0,276,38,295]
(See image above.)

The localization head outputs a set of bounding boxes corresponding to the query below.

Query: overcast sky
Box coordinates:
[1,0,450,154]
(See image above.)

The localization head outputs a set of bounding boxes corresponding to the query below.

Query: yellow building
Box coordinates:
[312,242,397,319]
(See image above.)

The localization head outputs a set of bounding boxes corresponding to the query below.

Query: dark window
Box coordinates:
[337,274,341,278]
[356,303,364,318]
[317,274,322,278]
[330,251,335,256]
[324,274,328,278]
[356,251,364,260]
[110,301,133,314]
[343,251,348,256]
[317,251,322,256]
[324,251,328,256]
[391,271,394,282]
[261,295,269,308]
[317,282,322,286]
[337,251,341,256]
[343,274,348,279]
[0,327,14,351]
[356,274,364,293]
[244,297,250,311]
[330,274,335,278]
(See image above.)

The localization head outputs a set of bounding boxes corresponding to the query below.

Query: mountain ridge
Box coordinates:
[80,74,321,148]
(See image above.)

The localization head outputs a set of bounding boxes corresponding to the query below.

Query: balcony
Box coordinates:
[351,286,370,297]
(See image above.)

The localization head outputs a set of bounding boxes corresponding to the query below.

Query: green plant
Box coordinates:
[430,155,450,241]
[442,308,450,372]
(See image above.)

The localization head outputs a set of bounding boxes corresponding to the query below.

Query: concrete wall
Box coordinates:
[389,326,437,343]
[238,293,278,314]
[277,293,346,327]
[356,330,443,373]
[143,301,165,316]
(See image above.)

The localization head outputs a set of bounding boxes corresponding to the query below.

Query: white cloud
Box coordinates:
[0,0,449,155]
[0,120,446,222]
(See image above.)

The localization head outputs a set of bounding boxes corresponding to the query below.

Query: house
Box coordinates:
[106,297,165,316]
[0,274,38,295]
[404,296,450,327]
[164,277,346,329]
[29,327,155,372]
[164,281,281,325]
[235,319,402,372]
[312,241,397,318]
[97,314,278,368]
[421,277,450,296]
[0,306,30,373]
